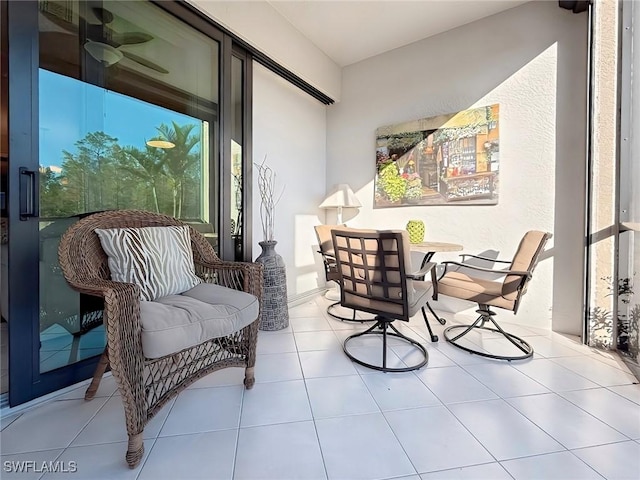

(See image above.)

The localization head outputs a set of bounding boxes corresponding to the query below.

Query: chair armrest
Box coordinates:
[407,261,436,280]
[459,253,511,264]
[317,250,337,265]
[320,253,337,266]
[64,276,140,299]
[63,277,145,410]
[441,260,531,278]
[196,260,264,300]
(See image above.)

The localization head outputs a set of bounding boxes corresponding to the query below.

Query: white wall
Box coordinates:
[189,0,341,101]
[252,63,328,297]
[326,1,588,332]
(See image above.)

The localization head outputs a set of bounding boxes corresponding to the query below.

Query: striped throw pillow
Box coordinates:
[95,225,202,301]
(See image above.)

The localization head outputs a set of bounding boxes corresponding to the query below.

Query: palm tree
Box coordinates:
[114,145,165,213]
[152,122,200,218]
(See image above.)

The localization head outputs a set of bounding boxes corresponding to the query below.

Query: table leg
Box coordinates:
[426,301,447,325]
[420,252,435,268]
[417,250,447,327]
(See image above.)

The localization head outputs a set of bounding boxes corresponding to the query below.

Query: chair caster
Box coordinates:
[431,334,439,342]
[437,317,446,326]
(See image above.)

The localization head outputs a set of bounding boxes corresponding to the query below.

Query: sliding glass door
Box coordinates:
[5,0,249,405]
[37,69,215,373]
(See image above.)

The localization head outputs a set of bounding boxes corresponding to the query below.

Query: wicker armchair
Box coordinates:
[58,210,262,468]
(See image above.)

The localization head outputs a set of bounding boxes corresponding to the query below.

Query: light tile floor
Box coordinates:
[1,296,639,480]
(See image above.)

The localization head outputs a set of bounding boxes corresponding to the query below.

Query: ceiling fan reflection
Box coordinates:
[83,40,169,74]
[39,2,169,75]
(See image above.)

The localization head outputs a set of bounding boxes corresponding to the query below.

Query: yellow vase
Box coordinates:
[406,220,425,244]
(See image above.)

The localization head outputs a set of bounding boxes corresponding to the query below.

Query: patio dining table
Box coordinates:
[410,241,464,265]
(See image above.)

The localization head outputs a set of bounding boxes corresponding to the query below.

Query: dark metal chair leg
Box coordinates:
[420,307,439,342]
[485,315,531,354]
[426,302,447,325]
[448,314,484,342]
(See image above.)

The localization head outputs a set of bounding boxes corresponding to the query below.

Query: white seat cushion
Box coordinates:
[140,283,259,359]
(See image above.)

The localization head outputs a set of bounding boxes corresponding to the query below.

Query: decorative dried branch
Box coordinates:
[255,156,285,241]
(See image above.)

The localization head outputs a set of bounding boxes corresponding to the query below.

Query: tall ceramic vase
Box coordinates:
[255,240,289,331]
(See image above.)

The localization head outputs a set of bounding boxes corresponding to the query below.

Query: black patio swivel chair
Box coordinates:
[315,224,371,322]
[434,230,552,361]
[331,228,439,372]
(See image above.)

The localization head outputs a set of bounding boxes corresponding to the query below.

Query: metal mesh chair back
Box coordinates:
[331,228,413,321]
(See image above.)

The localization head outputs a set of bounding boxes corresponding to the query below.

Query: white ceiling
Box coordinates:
[267,0,529,67]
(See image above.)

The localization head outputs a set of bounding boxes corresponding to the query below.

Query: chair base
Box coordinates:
[443,308,533,361]
[343,320,428,372]
[327,302,375,323]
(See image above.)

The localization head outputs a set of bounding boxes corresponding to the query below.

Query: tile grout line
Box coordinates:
[4,297,639,480]
[353,312,499,477]
[37,394,111,479]
[547,355,638,386]
[293,325,331,480]
[604,384,640,406]
[467,350,638,450]
[411,320,604,467]
[322,298,521,476]
[134,392,180,479]
[1,394,110,458]
[229,375,247,480]
[553,387,640,440]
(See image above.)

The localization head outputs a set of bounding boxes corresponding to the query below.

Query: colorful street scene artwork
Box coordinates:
[374,104,499,207]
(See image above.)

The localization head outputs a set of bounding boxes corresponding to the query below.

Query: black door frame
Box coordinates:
[7,1,102,406]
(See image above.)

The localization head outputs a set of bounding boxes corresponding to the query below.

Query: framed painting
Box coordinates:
[374,104,499,207]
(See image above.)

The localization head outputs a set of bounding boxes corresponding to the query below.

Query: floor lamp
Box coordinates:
[319,184,362,301]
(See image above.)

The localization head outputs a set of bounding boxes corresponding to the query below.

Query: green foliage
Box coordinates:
[384,132,423,151]
[40,167,75,216]
[405,178,423,199]
[377,162,406,202]
[433,125,485,144]
[150,122,201,217]
[39,123,201,219]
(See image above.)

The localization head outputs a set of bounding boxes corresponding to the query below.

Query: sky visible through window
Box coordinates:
[39,69,200,170]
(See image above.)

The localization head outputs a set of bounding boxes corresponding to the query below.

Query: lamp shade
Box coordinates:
[319,184,362,209]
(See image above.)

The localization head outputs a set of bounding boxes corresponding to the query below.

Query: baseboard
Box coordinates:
[288,288,325,308]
